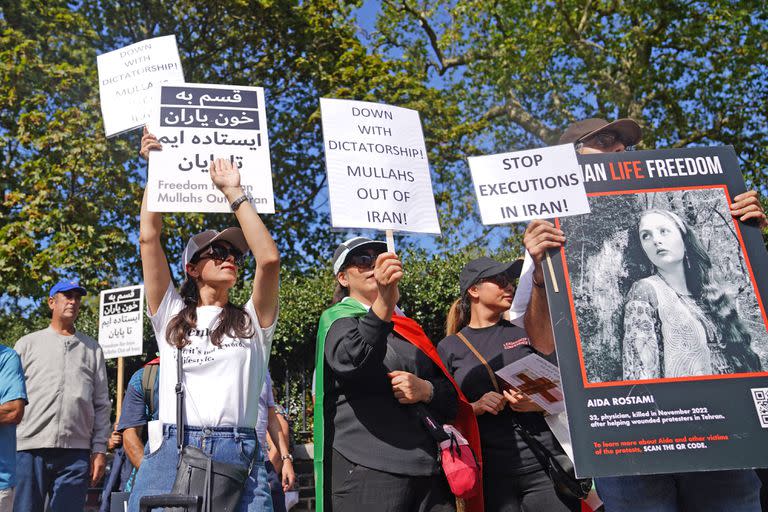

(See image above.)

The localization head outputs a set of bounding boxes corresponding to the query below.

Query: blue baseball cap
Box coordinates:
[49,279,87,297]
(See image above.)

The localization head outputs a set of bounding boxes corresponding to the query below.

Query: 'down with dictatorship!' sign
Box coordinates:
[467,143,590,224]
[97,35,184,137]
[320,98,441,234]
[147,83,275,213]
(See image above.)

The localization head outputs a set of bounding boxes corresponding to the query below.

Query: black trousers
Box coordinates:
[483,466,581,512]
[331,449,455,512]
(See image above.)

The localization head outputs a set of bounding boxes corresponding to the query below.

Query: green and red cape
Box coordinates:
[313,298,484,512]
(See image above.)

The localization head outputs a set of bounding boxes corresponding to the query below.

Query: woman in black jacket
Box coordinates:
[314,237,459,512]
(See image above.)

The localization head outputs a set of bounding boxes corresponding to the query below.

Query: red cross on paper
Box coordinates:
[516,373,558,403]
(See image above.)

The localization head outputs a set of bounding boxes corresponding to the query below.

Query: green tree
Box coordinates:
[373,0,768,224]
[1,0,467,316]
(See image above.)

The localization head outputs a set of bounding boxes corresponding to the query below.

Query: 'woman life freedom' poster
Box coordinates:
[545,146,768,477]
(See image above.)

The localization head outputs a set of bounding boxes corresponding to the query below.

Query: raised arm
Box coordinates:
[209,158,280,327]
[522,220,565,355]
[139,128,171,314]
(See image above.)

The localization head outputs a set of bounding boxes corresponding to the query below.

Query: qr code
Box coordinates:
[752,388,768,428]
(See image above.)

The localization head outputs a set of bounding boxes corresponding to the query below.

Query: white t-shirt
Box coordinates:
[150,284,276,427]
[256,370,275,459]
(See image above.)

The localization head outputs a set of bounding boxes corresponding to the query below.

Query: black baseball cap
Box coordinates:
[559,118,642,146]
[332,237,388,274]
[459,257,524,295]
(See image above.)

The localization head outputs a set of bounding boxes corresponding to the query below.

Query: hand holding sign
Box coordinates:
[524,220,566,289]
[371,252,402,321]
[730,190,768,228]
[140,127,162,160]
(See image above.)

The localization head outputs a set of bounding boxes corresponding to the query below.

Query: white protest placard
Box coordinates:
[495,353,565,415]
[320,98,441,234]
[147,83,274,213]
[467,144,590,224]
[97,35,184,137]
[98,285,144,359]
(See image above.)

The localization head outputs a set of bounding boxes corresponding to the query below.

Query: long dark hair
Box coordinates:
[623,209,759,371]
[165,275,255,349]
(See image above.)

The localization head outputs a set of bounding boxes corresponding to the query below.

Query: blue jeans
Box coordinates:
[14,448,90,512]
[127,424,273,512]
[595,470,761,512]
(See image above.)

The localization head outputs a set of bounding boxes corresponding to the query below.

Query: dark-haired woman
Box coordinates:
[127,130,280,511]
[439,256,579,512]
[314,237,482,512]
[622,208,761,379]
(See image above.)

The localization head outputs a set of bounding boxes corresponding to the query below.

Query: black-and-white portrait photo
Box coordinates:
[560,188,768,383]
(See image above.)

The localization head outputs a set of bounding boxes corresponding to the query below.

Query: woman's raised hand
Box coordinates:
[471,391,506,416]
[374,252,403,308]
[209,158,242,194]
[140,126,162,160]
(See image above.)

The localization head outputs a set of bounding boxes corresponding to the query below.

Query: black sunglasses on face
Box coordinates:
[345,252,381,271]
[196,244,246,266]
[583,131,627,149]
[479,272,516,289]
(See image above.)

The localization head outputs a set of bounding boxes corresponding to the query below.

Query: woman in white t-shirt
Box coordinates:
[128,129,280,512]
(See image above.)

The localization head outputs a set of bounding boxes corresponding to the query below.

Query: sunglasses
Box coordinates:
[479,272,516,289]
[582,131,628,149]
[196,243,246,266]
[344,251,381,271]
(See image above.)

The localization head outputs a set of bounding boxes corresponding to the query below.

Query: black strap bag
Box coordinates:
[510,418,592,501]
[140,348,251,512]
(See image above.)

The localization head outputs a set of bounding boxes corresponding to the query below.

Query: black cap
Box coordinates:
[559,118,642,146]
[459,257,524,295]
[332,237,388,274]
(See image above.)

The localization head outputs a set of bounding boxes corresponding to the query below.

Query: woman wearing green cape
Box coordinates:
[313,237,483,512]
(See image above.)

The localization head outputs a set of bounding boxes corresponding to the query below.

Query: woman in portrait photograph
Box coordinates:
[621,208,761,380]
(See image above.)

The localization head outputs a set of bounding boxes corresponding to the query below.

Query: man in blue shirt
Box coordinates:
[118,358,159,472]
[0,345,27,512]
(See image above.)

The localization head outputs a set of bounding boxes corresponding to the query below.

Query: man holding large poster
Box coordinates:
[523,118,767,511]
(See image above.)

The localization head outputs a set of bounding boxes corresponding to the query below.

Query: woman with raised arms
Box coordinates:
[128,129,280,512]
